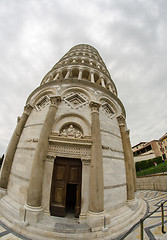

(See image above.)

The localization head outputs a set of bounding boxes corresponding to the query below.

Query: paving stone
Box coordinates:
[0,190,167,239]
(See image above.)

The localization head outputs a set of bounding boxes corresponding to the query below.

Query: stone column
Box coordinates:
[90,71,95,83]
[126,130,137,192]
[89,101,104,212]
[0,104,33,190]
[117,115,135,201]
[107,83,112,92]
[26,96,61,208]
[78,68,83,79]
[65,69,71,79]
[42,155,55,214]
[80,158,91,220]
[100,77,105,88]
[54,72,60,80]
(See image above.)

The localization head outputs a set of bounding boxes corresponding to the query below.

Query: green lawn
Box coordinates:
[136,161,167,177]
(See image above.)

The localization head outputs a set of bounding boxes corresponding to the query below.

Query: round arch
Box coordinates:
[52,113,91,136]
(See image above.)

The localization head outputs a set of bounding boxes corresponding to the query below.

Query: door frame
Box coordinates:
[41,154,91,220]
[50,157,82,217]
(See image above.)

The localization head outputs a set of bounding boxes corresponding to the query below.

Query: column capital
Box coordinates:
[24,104,33,116]
[117,115,126,127]
[50,95,61,107]
[81,158,91,165]
[89,101,101,112]
[46,154,55,163]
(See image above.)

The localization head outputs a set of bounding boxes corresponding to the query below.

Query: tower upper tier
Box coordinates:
[41,44,117,96]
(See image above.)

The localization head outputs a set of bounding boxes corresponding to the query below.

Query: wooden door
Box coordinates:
[50,158,82,217]
[50,159,68,217]
[68,160,82,217]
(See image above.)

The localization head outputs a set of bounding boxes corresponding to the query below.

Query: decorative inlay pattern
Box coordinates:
[100,101,114,118]
[64,92,88,109]
[35,96,50,111]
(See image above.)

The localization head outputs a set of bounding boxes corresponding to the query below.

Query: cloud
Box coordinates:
[0,0,166,154]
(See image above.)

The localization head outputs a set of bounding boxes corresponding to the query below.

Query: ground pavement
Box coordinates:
[124,190,167,240]
[0,190,167,240]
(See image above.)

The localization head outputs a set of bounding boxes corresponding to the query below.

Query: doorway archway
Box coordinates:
[50,157,82,218]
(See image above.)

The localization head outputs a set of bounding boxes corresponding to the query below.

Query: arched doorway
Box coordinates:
[50,157,82,218]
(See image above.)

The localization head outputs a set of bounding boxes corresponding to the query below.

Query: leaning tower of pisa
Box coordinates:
[0,44,145,239]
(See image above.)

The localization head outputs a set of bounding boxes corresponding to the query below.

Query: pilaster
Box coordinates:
[79,158,91,221]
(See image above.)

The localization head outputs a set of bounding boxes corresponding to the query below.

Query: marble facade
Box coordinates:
[0,44,143,239]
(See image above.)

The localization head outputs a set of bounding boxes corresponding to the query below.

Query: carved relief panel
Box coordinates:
[59,124,83,138]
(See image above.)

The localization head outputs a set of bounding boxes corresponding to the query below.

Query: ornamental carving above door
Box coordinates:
[59,124,83,138]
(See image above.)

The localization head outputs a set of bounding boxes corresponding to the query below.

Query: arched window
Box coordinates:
[82,69,90,80]
[71,68,79,78]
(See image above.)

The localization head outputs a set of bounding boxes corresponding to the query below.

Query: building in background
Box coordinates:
[132,133,167,162]
[159,132,167,160]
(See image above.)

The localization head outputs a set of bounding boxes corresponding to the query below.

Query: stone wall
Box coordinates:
[134,153,155,162]
[137,173,167,191]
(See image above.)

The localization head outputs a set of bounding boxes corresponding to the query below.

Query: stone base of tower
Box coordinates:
[0,195,146,240]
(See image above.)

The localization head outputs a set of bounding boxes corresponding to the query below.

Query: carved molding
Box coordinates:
[50,133,92,145]
[50,95,61,107]
[89,101,101,113]
[48,143,91,157]
[117,115,126,127]
[46,154,55,162]
[81,158,91,165]
[24,104,33,116]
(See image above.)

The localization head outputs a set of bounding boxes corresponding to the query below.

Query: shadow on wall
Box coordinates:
[0,154,4,168]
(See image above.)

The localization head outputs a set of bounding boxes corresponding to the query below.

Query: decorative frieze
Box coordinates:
[48,144,90,157]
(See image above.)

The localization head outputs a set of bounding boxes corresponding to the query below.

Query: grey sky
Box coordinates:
[0,0,167,155]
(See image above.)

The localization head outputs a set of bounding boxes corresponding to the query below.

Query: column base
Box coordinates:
[0,187,7,198]
[127,198,139,211]
[87,210,108,231]
[24,203,43,226]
